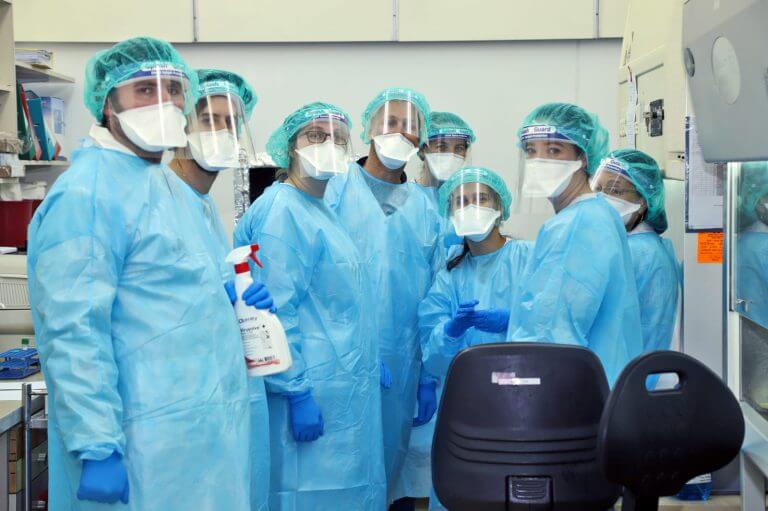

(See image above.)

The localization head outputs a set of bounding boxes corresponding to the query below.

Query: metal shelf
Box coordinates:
[28,409,46,430]
[15,62,74,84]
[22,160,68,168]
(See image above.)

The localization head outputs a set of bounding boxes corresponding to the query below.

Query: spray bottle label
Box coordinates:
[239,315,281,368]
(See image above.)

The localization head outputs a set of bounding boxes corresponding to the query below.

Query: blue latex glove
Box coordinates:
[288,391,324,442]
[237,280,277,313]
[413,380,438,426]
[380,361,392,389]
[224,280,237,305]
[443,299,479,339]
[472,308,511,333]
[77,451,129,504]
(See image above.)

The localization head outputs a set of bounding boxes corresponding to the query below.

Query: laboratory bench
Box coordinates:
[0,336,46,510]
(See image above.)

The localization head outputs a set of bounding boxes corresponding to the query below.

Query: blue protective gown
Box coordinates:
[627,223,681,353]
[736,222,768,328]
[326,163,442,498]
[174,175,271,511]
[27,138,250,510]
[407,240,532,509]
[507,193,643,385]
[234,182,386,510]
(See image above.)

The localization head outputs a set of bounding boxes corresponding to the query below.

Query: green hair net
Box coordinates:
[603,148,668,234]
[361,87,431,144]
[428,111,476,143]
[196,68,257,120]
[738,162,768,226]
[439,166,512,220]
[84,36,197,123]
[267,102,352,169]
[516,102,609,175]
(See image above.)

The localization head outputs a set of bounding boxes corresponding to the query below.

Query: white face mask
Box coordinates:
[426,153,465,182]
[114,103,188,152]
[604,195,642,226]
[373,133,418,170]
[451,204,501,242]
[188,130,239,172]
[521,158,583,199]
[295,140,350,181]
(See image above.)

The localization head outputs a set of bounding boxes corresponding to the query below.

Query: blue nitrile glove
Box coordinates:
[241,280,276,313]
[443,299,479,338]
[472,308,511,333]
[77,451,130,504]
[380,361,393,389]
[224,280,237,305]
[443,230,464,249]
[413,380,438,426]
[288,391,324,442]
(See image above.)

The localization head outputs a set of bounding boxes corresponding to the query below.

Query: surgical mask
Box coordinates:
[426,153,465,181]
[114,103,188,152]
[373,133,418,170]
[451,204,501,242]
[604,195,641,225]
[188,130,239,172]
[295,140,350,181]
[522,158,583,199]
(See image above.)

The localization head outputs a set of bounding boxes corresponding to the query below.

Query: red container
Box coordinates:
[0,200,42,249]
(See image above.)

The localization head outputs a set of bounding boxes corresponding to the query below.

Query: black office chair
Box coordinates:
[432,343,621,510]
[597,350,745,511]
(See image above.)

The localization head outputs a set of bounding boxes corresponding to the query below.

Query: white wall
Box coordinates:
[24,39,622,240]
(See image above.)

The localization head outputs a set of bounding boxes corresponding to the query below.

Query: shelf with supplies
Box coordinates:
[14,62,74,84]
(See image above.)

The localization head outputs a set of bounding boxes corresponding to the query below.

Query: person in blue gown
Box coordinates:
[169,68,274,511]
[589,148,681,354]
[27,38,253,510]
[416,167,531,510]
[234,102,387,510]
[325,87,442,507]
[507,102,643,385]
[735,162,768,328]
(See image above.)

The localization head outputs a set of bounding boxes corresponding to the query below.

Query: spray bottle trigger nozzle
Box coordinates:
[249,244,264,268]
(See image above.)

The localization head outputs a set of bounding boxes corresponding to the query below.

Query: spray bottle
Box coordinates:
[225,244,292,377]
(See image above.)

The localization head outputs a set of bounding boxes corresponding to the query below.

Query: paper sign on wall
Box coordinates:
[697,232,724,264]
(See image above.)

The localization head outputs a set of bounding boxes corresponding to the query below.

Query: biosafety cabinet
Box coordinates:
[683,0,768,509]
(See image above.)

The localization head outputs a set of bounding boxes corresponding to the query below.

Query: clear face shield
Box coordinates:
[447,182,502,242]
[291,114,353,181]
[590,158,645,226]
[186,89,257,171]
[367,100,425,170]
[424,135,472,182]
[516,126,586,202]
[107,64,192,152]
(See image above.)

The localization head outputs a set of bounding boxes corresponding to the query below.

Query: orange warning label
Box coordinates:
[697,232,724,264]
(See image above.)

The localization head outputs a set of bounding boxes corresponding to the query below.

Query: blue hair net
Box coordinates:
[361,87,431,144]
[196,68,257,120]
[439,166,513,220]
[84,36,197,123]
[428,111,476,143]
[267,102,352,169]
[517,102,609,175]
[603,148,668,233]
